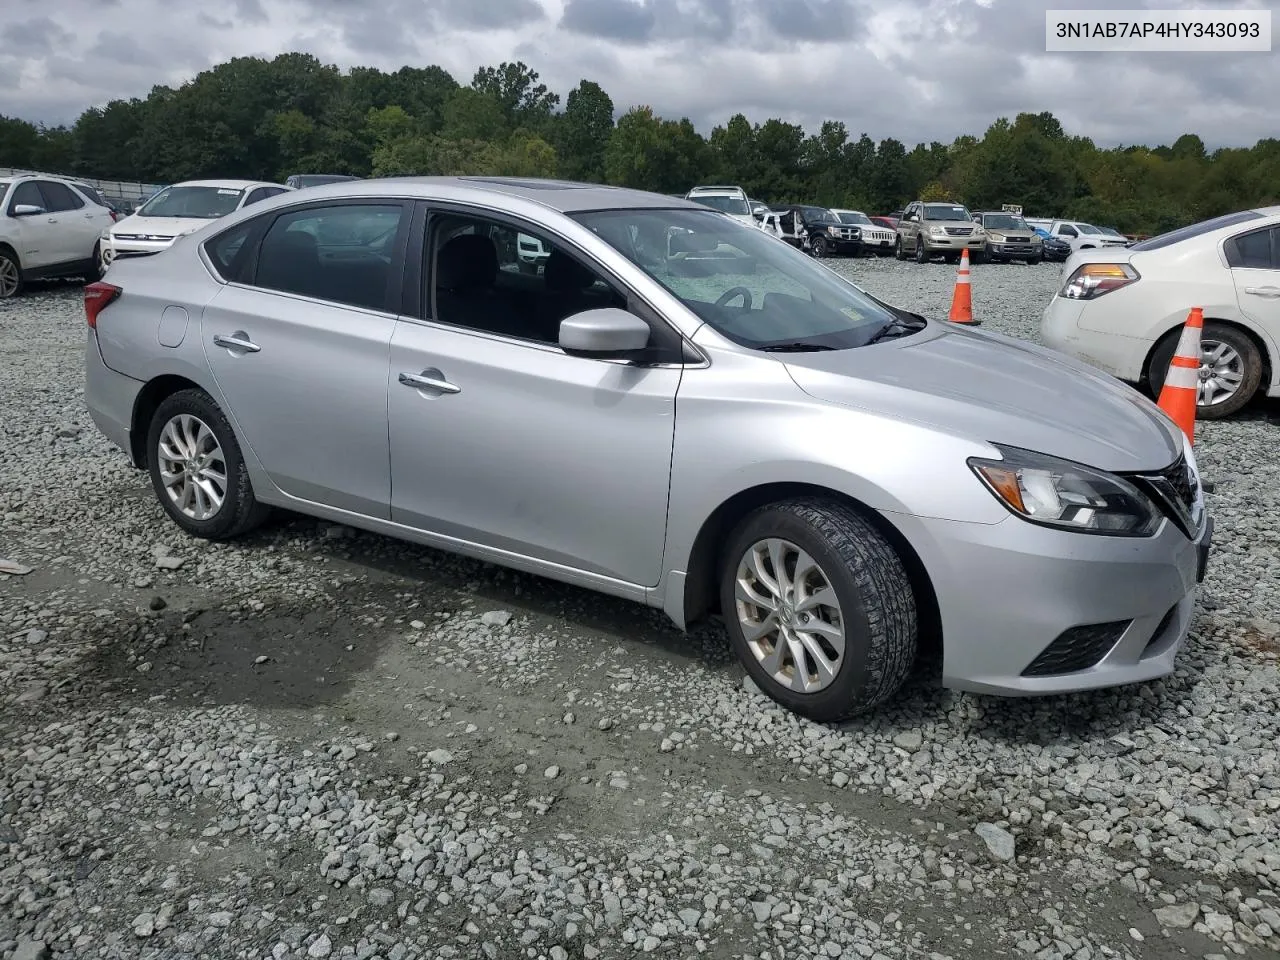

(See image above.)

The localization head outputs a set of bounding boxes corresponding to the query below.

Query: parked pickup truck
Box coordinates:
[1024,218,1129,254]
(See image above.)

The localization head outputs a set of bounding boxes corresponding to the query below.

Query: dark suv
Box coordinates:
[772,205,862,257]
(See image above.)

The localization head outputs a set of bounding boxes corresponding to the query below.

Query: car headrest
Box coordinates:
[436,233,497,290]
[544,249,597,293]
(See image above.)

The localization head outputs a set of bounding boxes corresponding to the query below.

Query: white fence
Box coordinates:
[0,167,165,205]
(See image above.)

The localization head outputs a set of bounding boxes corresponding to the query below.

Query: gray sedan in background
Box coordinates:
[84,176,1212,721]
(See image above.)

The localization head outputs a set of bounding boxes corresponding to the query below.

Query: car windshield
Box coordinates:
[1129,210,1265,251]
[835,211,873,225]
[1076,223,1101,234]
[574,208,902,350]
[924,204,971,221]
[139,185,245,219]
[690,195,750,216]
[982,214,1028,230]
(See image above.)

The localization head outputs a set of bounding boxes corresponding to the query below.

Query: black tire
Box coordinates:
[719,498,918,722]
[0,247,23,299]
[812,237,829,258]
[1147,322,1262,420]
[894,237,905,260]
[1027,254,1043,265]
[146,388,270,540]
[944,253,960,264]
[92,241,106,279]
[914,236,928,263]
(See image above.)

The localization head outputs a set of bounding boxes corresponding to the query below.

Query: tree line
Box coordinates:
[2,53,1278,235]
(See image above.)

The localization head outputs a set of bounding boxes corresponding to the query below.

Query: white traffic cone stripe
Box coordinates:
[1164,363,1200,390]
[1174,324,1201,357]
[956,275,969,284]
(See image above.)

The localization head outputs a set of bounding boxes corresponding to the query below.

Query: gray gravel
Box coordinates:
[1,263,1278,960]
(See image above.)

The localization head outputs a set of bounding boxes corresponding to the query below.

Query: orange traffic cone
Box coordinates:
[948,249,977,324]
[1156,307,1204,443]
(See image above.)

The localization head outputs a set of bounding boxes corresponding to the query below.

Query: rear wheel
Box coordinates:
[1146,322,1262,420]
[146,389,270,539]
[0,248,22,299]
[719,498,918,722]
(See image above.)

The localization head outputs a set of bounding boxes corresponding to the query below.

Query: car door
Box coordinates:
[1225,225,1280,351]
[38,180,104,263]
[898,204,918,249]
[200,199,411,518]
[386,205,684,587]
[5,181,63,269]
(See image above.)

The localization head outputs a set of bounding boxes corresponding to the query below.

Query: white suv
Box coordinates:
[1027,218,1128,255]
[684,185,755,226]
[0,174,116,298]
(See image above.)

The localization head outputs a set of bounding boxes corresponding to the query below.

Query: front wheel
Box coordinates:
[720,498,918,722]
[1027,254,1043,265]
[914,236,929,263]
[894,237,905,260]
[812,237,829,258]
[0,248,23,299]
[146,389,271,539]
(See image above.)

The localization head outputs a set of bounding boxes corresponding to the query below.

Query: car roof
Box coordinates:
[303,176,706,214]
[168,179,284,190]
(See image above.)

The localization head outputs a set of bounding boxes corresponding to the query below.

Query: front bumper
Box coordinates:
[101,235,177,265]
[886,507,1209,696]
[923,232,985,251]
[862,233,897,253]
[987,240,1042,258]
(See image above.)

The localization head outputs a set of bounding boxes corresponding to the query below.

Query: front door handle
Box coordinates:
[212,333,261,353]
[399,370,460,394]
[1244,285,1280,297]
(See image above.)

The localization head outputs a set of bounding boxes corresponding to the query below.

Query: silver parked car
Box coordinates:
[84,176,1212,722]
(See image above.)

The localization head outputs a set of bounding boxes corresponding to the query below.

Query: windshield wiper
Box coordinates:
[865,317,927,345]
[760,341,839,352]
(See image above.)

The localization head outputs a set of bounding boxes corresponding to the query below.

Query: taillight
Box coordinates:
[1059,262,1139,300]
[85,282,121,328]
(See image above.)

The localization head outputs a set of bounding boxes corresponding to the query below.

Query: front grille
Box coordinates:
[944,227,973,236]
[1132,453,1201,537]
[1022,620,1131,677]
[115,234,174,242]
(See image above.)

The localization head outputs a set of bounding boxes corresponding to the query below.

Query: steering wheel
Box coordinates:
[715,286,753,309]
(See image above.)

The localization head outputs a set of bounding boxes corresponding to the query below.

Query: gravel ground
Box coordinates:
[2,260,1279,960]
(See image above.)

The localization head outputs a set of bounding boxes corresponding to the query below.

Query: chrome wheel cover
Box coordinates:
[735,538,845,693]
[1197,338,1244,407]
[157,414,228,521]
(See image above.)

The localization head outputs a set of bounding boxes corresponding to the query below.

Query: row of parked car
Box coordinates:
[0,171,359,298]
[679,186,1136,268]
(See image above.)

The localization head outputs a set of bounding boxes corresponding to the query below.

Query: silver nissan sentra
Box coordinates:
[84,176,1213,722]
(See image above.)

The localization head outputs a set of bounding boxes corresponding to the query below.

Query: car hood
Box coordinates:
[782,322,1181,473]
[110,214,217,238]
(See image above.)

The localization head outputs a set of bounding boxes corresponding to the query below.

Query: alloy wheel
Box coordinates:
[734,537,845,693]
[0,257,19,298]
[1198,338,1244,407]
[157,413,228,521]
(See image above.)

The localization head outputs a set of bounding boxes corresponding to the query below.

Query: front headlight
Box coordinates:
[827,225,839,235]
[988,233,1005,242]
[929,225,948,237]
[968,445,1161,536]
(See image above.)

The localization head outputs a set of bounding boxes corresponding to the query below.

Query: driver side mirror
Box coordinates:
[12,204,45,217]
[559,307,650,358]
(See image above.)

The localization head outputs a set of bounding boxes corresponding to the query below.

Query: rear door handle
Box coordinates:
[1244,285,1280,297]
[399,370,460,394]
[212,333,261,353]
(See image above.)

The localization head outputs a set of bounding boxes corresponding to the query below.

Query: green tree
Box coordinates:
[555,80,614,182]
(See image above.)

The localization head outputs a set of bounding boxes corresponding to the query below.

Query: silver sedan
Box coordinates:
[84,176,1213,721]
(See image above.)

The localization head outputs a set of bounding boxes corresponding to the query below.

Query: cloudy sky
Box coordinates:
[1,0,1274,149]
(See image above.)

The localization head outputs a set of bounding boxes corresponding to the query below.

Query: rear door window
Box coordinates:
[1225,226,1279,269]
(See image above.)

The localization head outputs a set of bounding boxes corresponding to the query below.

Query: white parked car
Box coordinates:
[1042,207,1280,419]
[829,209,896,255]
[100,179,291,270]
[1026,218,1128,255]
[684,185,755,227]
[0,173,116,298]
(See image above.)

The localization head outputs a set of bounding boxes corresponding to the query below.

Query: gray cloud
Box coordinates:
[561,0,656,44]
[0,0,1275,153]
